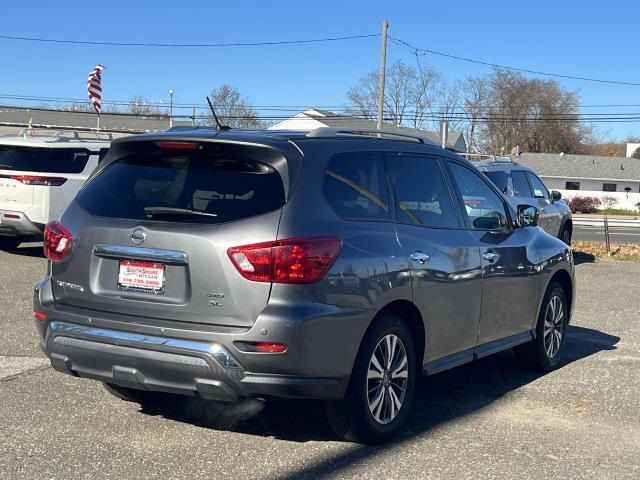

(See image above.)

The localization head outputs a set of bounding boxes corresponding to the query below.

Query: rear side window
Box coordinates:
[386,155,458,228]
[0,146,90,173]
[483,171,509,195]
[323,152,390,221]
[76,148,285,224]
[511,170,533,197]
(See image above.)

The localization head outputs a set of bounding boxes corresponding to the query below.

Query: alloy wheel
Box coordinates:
[544,295,564,358]
[366,334,409,424]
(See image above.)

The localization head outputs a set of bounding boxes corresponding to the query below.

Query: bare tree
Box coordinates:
[347,59,440,129]
[479,69,585,154]
[127,95,162,116]
[208,84,263,128]
[433,80,463,132]
[459,76,489,152]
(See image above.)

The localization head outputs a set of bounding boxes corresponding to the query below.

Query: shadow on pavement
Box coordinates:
[5,243,45,259]
[573,251,596,264]
[138,325,619,477]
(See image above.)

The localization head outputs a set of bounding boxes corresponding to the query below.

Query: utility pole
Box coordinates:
[377,20,389,130]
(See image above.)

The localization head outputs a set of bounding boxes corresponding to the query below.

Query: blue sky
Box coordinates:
[1,0,639,138]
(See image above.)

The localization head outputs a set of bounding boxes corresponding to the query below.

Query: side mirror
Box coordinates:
[551,190,562,202]
[517,205,539,227]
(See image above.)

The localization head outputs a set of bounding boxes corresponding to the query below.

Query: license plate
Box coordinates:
[118,261,165,294]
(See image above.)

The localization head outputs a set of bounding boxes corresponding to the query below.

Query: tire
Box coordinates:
[102,382,185,407]
[325,313,417,444]
[0,238,21,251]
[515,281,568,371]
[559,224,572,245]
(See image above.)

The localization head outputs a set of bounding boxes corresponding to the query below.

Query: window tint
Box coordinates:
[324,152,390,221]
[565,181,580,190]
[77,149,284,224]
[603,183,617,192]
[484,171,509,195]
[526,173,549,199]
[386,156,458,228]
[448,162,508,230]
[512,170,533,197]
[0,146,90,173]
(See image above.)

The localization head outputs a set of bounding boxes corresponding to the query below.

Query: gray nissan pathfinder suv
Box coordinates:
[34,127,575,444]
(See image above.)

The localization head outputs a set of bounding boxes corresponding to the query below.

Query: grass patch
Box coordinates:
[572,241,640,261]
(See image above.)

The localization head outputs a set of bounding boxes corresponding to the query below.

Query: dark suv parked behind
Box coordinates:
[466,154,573,245]
[34,128,575,443]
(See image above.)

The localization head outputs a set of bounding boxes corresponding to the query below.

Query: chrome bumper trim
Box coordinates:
[48,321,240,368]
[92,244,188,265]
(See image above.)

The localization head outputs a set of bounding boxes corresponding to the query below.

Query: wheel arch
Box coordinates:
[368,300,426,370]
[547,268,574,320]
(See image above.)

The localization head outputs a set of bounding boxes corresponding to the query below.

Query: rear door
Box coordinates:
[446,161,541,345]
[386,153,483,364]
[51,140,289,328]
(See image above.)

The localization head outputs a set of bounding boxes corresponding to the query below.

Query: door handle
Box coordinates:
[410,252,430,265]
[482,251,499,263]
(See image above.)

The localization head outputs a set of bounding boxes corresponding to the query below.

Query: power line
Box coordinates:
[390,36,640,87]
[0,33,379,48]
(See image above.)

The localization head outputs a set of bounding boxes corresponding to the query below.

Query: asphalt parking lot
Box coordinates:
[1,244,639,479]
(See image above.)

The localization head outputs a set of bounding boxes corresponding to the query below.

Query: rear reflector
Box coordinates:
[157,141,199,151]
[3,214,20,219]
[228,236,342,284]
[34,310,46,321]
[11,175,67,186]
[235,341,288,353]
[43,221,73,261]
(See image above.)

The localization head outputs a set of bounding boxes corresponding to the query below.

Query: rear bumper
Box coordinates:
[0,209,44,238]
[41,321,348,401]
[34,276,370,401]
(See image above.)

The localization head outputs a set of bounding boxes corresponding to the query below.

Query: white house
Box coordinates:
[626,143,640,158]
[516,152,640,211]
[269,108,467,152]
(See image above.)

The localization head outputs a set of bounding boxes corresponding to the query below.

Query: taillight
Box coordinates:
[43,221,73,261]
[228,236,342,284]
[11,175,67,186]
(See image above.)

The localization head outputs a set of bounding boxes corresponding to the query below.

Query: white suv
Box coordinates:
[0,130,111,250]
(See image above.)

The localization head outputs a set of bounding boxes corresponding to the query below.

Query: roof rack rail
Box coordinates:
[459,153,515,164]
[17,128,113,142]
[306,127,427,144]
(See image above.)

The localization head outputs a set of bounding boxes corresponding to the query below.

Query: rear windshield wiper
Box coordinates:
[144,207,218,218]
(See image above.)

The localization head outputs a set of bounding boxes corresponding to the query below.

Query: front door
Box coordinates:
[385,153,483,364]
[446,161,541,345]
[526,172,563,237]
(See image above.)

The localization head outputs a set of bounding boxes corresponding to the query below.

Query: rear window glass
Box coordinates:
[483,171,509,195]
[323,152,390,221]
[76,149,285,224]
[0,146,91,173]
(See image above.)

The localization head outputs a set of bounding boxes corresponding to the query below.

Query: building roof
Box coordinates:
[269,108,467,152]
[516,152,640,182]
[0,106,191,134]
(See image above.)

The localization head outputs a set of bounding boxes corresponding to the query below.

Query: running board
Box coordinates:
[423,331,534,376]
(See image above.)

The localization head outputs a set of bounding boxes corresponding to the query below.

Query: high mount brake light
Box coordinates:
[157,141,199,151]
[11,175,67,186]
[43,221,72,261]
[228,237,342,284]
